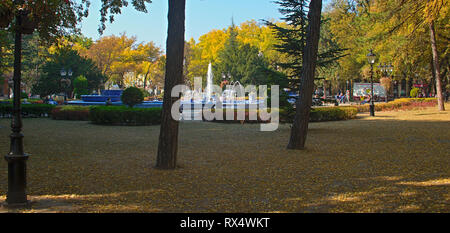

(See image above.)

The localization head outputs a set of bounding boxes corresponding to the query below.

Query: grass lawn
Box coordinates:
[0,104,449,213]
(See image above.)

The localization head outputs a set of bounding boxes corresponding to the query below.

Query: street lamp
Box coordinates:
[378,63,394,102]
[60,68,72,103]
[378,63,394,76]
[367,49,376,116]
[5,3,29,206]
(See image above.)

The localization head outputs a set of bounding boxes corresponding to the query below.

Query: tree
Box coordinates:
[287,0,323,150]
[156,0,186,169]
[84,34,136,87]
[186,29,229,84]
[73,75,89,99]
[1,0,152,205]
[265,0,309,90]
[84,33,162,89]
[0,0,90,205]
[429,19,445,110]
[0,29,13,83]
[130,41,162,89]
[213,23,271,86]
[121,86,144,107]
[325,0,448,103]
[266,0,345,91]
[144,55,165,92]
[33,47,103,97]
[379,0,447,111]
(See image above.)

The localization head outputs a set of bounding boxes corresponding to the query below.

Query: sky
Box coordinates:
[80,0,331,50]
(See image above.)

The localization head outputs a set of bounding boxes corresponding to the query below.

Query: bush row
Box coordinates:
[355,98,437,113]
[207,106,358,124]
[89,106,162,126]
[205,109,272,124]
[309,107,358,122]
[0,103,55,118]
[0,103,162,126]
[279,106,358,123]
[51,106,90,121]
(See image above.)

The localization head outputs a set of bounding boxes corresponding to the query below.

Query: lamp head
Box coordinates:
[367,50,376,65]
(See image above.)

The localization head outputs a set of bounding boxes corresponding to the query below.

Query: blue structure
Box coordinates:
[68,90,164,108]
[81,90,123,103]
[68,90,265,109]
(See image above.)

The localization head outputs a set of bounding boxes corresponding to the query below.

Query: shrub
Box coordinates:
[265,91,296,121]
[410,87,419,98]
[89,106,162,126]
[20,91,28,99]
[121,87,144,107]
[73,75,89,99]
[139,88,150,98]
[279,106,358,123]
[205,109,272,124]
[0,103,54,118]
[27,99,44,104]
[51,106,90,121]
[309,107,358,122]
[206,106,358,124]
[355,98,437,113]
[0,98,43,104]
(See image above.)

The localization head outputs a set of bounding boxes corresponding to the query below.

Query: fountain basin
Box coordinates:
[68,100,164,108]
[81,90,124,102]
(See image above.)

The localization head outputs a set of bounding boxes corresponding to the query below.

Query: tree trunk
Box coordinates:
[429,20,445,110]
[156,0,186,169]
[143,66,151,90]
[287,0,322,150]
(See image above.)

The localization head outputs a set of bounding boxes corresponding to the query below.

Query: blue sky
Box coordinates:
[80,0,331,50]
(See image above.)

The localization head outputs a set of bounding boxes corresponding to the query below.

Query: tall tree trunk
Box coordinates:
[429,20,445,110]
[287,0,322,150]
[156,0,186,169]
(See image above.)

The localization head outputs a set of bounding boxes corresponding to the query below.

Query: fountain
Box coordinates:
[68,62,264,111]
[80,90,123,103]
[206,62,214,102]
[68,89,163,108]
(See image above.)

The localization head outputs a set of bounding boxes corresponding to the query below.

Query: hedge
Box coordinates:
[0,103,54,118]
[89,106,162,126]
[51,106,90,121]
[0,98,44,104]
[204,109,272,124]
[355,98,437,113]
[309,107,358,122]
[205,106,358,124]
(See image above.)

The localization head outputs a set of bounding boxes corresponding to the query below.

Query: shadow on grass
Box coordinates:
[281,175,449,213]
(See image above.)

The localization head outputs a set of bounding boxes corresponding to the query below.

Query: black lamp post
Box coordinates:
[367,50,376,116]
[60,68,72,103]
[5,4,29,206]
